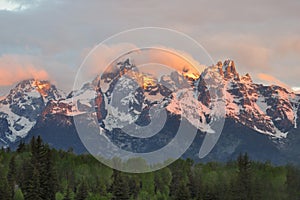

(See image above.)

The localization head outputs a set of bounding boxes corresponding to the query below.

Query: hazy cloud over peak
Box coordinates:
[0,0,299,94]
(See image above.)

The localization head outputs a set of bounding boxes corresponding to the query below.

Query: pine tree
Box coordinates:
[16,141,25,153]
[235,153,253,200]
[154,168,172,197]
[203,185,217,200]
[75,180,88,200]
[7,155,17,198]
[286,165,300,199]
[169,159,191,199]
[22,136,40,200]
[111,170,130,200]
[13,188,24,200]
[173,181,190,200]
[128,175,140,199]
[0,165,12,200]
[23,136,57,200]
[30,136,36,155]
[39,148,57,200]
[63,186,71,200]
[24,166,42,200]
[188,168,202,199]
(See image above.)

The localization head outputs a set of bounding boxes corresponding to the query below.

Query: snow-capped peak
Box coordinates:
[0,79,65,143]
[1,60,300,147]
[1,79,65,105]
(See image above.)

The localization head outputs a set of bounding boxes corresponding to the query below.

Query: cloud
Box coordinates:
[0,0,299,93]
[233,43,271,70]
[75,43,205,89]
[277,36,300,56]
[292,87,300,93]
[0,0,41,11]
[73,43,139,89]
[257,73,290,89]
[146,47,205,74]
[0,54,49,86]
[202,34,272,72]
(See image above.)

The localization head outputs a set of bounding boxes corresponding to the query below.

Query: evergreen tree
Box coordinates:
[188,167,202,199]
[16,141,25,153]
[39,148,57,200]
[7,155,17,198]
[111,170,130,200]
[13,188,24,200]
[24,167,41,200]
[23,136,57,200]
[139,173,155,197]
[75,180,88,200]
[22,137,40,200]
[0,165,12,200]
[235,153,253,200]
[63,186,71,200]
[154,168,172,197]
[128,175,140,199]
[286,165,300,199]
[169,159,191,199]
[173,181,190,200]
[29,136,36,154]
[203,185,217,200]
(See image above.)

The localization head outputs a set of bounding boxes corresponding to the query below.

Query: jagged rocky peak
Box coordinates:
[90,74,100,88]
[1,79,64,105]
[0,79,65,143]
[215,60,252,83]
[241,73,252,83]
[7,79,43,97]
[205,60,237,80]
[223,60,239,80]
[216,61,224,76]
[117,58,138,75]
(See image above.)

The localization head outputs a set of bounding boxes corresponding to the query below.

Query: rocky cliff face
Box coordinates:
[0,60,300,164]
[0,80,64,145]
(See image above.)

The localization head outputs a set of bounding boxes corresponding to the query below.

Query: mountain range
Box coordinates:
[1,59,300,165]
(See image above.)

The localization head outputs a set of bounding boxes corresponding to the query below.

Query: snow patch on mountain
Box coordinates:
[0,104,36,141]
[0,79,65,142]
[1,59,300,146]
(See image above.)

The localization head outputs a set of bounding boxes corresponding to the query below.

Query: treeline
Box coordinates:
[0,136,300,200]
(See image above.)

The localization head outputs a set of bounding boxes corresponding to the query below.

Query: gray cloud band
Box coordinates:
[72,27,225,173]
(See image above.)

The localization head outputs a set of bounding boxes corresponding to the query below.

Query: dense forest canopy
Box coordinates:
[0,136,300,200]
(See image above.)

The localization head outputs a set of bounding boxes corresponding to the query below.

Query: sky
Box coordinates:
[0,0,299,95]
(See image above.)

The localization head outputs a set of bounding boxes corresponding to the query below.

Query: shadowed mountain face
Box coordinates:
[1,60,300,164]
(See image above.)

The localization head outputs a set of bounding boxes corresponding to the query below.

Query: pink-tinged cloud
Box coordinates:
[203,34,272,71]
[0,54,49,86]
[257,73,290,89]
[277,36,300,55]
[77,44,204,89]
[147,46,205,75]
[81,43,139,76]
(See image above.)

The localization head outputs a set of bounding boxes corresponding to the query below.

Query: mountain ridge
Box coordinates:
[0,60,300,164]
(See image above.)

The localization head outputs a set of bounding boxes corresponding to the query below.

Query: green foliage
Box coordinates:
[75,180,88,200]
[111,170,130,200]
[55,192,64,200]
[154,167,172,196]
[13,188,24,200]
[169,159,191,199]
[173,181,190,200]
[286,165,300,199]
[63,186,72,200]
[7,155,16,198]
[0,136,300,199]
[22,136,57,200]
[0,164,12,200]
